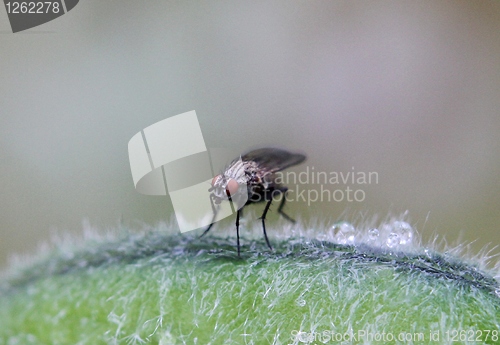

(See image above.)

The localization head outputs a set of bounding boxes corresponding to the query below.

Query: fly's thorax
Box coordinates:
[223,158,249,185]
[246,169,276,189]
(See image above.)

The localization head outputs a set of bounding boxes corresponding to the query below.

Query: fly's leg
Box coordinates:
[199,222,214,239]
[259,199,274,251]
[277,187,296,223]
[199,192,219,238]
[236,208,241,256]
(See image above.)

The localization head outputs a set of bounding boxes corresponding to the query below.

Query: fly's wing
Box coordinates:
[241,148,306,173]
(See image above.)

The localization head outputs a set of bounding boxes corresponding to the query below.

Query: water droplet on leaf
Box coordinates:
[368,228,379,240]
[332,222,356,244]
[392,221,414,246]
[387,232,399,248]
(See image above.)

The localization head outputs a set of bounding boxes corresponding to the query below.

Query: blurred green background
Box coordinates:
[1,0,499,270]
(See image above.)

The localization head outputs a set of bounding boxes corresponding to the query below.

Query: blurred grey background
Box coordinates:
[1,1,499,269]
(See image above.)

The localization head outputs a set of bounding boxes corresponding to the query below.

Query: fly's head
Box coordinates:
[209,175,238,204]
[209,160,248,205]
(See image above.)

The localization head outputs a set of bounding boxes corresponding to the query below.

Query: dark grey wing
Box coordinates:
[241,148,306,172]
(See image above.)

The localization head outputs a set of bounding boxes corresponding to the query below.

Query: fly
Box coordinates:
[200,148,306,256]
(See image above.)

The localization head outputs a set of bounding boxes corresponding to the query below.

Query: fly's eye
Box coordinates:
[225,178,239,196]
[211,175,221,187]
